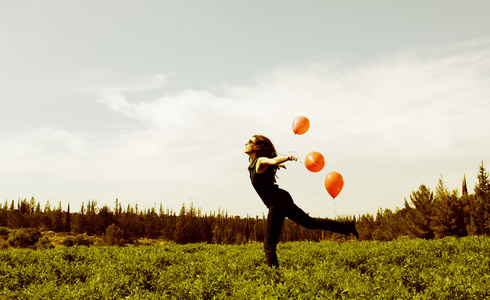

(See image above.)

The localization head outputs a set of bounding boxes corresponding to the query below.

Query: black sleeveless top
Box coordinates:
[248,158,279,204]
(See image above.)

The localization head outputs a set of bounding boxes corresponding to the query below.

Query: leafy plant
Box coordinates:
[62,234,94,247]
[1,236,490,299]
[7,227,42,248]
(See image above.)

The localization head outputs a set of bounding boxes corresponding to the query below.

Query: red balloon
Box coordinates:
[304,151,325,172]
[325,172,344,199]
[292,116,310,135]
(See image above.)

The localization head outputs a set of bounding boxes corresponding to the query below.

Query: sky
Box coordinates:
[1,1,490,219]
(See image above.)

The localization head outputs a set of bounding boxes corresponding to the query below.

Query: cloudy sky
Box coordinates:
[1,1,490,218]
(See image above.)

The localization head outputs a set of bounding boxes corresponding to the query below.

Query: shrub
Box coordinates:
[7,227,42,248]
[62,235,93,247]
[62,236,75,247]
[36,236,54,249]
[101,224,125,246]
[75,235,94,246]
[0,238,8,250]
[0,227,9,237]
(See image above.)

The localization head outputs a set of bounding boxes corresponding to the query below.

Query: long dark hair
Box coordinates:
[251,135,279,181]
[252,134,277,159]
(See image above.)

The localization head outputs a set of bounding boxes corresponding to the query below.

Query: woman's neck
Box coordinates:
[247,152,258,162]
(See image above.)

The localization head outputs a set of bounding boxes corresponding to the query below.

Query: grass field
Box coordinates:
[1,236,490,299]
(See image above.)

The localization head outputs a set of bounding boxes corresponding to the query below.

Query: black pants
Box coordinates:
[264,188,352,268]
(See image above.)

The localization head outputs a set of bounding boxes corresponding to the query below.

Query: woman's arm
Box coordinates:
[256,155,297,173]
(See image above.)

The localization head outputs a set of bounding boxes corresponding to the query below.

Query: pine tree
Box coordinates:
[357,213,375,240]
[35,202,41,214]
[65,203,71,233]
[404,184,434,239]
[52,202,65,232]
[44,200,51,213]
[76,202,88,234]
[475,161,490,200]
[174,203,190,244]
[431,176,452,238]
[462,174,468,196]
[473,161,490,234]
[29,197,36,214]
[372,208,408,241]
[96,205,114,235]
[144,207,161,239]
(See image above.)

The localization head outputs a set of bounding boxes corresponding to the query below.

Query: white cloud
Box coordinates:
[3,40,490,217]
[93,40,490,217]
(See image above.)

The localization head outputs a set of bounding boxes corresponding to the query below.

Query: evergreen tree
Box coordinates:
[29,197,36,214]
[120,205,143,243]
[144,207,161,239]
[44,200,51,213]
[174,203,190,244]
[0,205,7,227]
[161,209,177,241]
[404,184,434,239]
[462,174,468,196]
[85,200,97,235]
[52,202,65,232]
[65,203,71,233]
[76,202,88,234]
[449,192,468,237]
[357,213,375,240]
[19,198,29,214]
[471,161,490,234]
[475,161,490,200]
[96,205,114,235]
[431,176,453,238]
[372,208,408,241]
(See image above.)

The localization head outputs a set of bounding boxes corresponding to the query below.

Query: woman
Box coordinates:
[245,134,358,268]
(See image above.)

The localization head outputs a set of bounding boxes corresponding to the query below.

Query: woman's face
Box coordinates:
[244,137,257,155]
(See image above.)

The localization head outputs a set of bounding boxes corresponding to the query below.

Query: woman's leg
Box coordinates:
[264,206,286,268]
[285,201,358,237]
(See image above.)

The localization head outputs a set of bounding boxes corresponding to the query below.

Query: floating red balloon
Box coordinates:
[304,151,325,173]
[325,172,344,199]
[292,116,310,135]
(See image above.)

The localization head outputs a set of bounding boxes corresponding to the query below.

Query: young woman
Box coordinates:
[245,134,358,268]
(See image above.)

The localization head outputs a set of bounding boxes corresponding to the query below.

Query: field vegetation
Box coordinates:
[1,236,489,299]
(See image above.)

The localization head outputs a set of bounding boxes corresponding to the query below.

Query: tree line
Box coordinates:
[1,162,489,245]
[357,161,490,241]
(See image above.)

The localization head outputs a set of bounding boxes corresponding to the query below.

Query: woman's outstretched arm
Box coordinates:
[256,155,297,173]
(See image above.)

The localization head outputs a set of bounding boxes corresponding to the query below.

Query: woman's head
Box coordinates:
[249,135,277,158]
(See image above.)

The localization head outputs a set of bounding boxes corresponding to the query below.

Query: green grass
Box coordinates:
[1,236,490,299]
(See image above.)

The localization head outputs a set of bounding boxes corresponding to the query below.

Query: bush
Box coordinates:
[36,236,54,249]
[0,238,8,250]
[7,227,42,248]
[0,227,9,237]
[101,224,125,246]
[62,236,75,247]
[62,235,93,247]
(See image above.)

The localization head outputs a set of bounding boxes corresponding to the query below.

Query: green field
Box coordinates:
[1,236,490,299]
